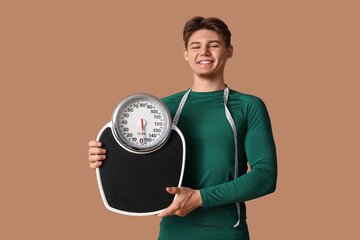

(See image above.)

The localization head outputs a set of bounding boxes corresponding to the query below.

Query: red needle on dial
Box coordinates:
[141,118,145,144]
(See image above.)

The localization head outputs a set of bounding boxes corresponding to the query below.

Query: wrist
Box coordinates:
[194,189,203,207]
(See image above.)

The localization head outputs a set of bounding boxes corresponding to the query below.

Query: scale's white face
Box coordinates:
[112,94,172,152]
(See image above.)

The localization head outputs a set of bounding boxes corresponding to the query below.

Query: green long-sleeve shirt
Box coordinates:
[158,88,277,240]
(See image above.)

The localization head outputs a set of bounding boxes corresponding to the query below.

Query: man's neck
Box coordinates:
[191,75,226,92]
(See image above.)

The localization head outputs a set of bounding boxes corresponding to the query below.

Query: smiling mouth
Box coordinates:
[198,60,214,65]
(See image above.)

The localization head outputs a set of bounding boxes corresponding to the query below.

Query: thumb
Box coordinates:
[166,187,179,194]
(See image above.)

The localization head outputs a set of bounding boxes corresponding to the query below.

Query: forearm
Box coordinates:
[200,163,277,209]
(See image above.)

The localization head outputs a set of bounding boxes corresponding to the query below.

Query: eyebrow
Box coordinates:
[189,40,222,46]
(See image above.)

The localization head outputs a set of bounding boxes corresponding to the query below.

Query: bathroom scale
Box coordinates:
[96,93,186,216]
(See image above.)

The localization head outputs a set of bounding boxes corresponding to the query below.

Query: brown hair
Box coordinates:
[183,16,231,49]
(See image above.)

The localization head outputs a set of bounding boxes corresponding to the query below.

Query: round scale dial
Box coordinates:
[112,93,172,153]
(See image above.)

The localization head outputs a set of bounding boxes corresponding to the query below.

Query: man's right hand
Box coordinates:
[88,140,106,169]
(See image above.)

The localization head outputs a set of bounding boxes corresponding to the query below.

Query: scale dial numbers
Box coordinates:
[112,94,172,152]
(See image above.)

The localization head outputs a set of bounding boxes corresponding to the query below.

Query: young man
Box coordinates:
[88,16,277,240]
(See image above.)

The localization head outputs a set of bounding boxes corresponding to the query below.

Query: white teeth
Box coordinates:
[200,61,211,64]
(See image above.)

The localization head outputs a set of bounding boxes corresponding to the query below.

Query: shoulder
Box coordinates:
[160,89,188,104]
[228,89,272,123]
[229,89,267,109]
[160,89,189,114]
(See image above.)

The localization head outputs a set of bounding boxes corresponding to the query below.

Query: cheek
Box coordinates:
[188,50,199,58]
[187,52,195,60]
[216,53,228,63]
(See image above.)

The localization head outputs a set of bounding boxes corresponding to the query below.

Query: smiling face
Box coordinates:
[184,29,233,80]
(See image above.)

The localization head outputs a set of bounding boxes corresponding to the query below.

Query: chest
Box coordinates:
[175,98,247,140]
[178,100,233,140]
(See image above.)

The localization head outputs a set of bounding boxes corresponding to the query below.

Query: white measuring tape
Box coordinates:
[173,86,241,228]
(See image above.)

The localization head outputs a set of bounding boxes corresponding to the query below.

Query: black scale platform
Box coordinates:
[96,126,185,215]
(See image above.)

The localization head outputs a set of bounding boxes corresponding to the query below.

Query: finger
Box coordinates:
[156,205,176,218]
[88,154,106,163]
[89,140,102,147]
[166,187,180,194]
[158,200,180,217]
[89,147,106,155]
[89,161,102,169]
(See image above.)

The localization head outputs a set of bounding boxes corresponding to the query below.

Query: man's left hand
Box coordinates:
[155,187,203,218]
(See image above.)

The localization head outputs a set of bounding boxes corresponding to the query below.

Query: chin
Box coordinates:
[198,72,216,79]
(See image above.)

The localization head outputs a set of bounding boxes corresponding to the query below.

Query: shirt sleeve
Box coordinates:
[200,96,277,209]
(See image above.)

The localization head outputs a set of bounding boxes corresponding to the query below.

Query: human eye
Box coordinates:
[210,45,219,48]
[191,45,200,49]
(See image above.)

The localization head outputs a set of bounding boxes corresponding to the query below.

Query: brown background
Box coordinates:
[1,0,359,239]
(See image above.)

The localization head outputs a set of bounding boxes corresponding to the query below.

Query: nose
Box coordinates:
[200,46,210,56]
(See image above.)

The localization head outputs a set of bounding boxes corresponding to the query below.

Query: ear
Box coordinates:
[227,45,233,59]
[184,47,189,62]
